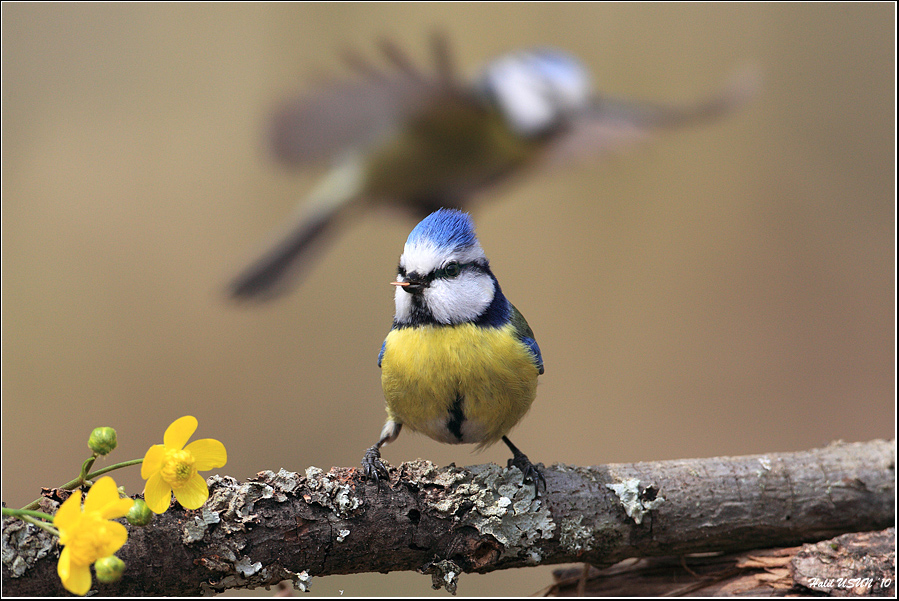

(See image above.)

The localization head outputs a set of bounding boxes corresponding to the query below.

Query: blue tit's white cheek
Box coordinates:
[425,271,495,324]
[394,282,414,321]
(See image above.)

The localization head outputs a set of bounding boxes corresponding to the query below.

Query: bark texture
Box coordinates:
[2,439,894,596]
[547,528,895,596]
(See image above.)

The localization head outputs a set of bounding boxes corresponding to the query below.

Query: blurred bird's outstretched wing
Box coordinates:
[270,33,463,164]
[545,65,762,164]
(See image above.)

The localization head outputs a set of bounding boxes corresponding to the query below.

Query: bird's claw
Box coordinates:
[362,445,390,490]
[507,453,546,492]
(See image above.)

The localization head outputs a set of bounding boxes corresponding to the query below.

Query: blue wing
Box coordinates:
[521,336,544,375]
[509,304,544,375]
[378,339,387,368]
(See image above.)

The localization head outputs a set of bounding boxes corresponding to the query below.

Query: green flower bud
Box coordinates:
[126,499,153,526]
[94,555,125,584]
[88,427,118,455]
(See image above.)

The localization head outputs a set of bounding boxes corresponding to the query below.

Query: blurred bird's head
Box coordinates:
[478,49,593,138]
[391,209,501,327]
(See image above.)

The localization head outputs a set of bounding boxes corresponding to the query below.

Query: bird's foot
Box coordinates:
[503,436,546,493]
[501,435,546,492]
[507,452,546,491]
[362,445,390,490]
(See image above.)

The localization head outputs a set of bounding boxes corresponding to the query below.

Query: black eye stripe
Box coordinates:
[433,261,478,280]
[396,261,484,284]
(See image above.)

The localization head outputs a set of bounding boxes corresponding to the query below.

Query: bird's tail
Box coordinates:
[227,156,366,301]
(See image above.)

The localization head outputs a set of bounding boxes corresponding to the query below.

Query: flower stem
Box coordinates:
[81,455,98,481]
[87,458,144,479]
[3,507,54,521]
[21,458,144,511]
[2,508,60,536]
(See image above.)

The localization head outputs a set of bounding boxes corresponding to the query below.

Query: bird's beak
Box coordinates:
[391,280,425,294]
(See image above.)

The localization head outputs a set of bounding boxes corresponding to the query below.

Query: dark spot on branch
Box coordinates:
[454,501,474,518]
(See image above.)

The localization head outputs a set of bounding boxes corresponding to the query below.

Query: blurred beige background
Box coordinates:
[2,3,894,597]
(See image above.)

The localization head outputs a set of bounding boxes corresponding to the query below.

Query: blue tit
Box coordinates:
[362,208,545,489]
[229,34,758,300]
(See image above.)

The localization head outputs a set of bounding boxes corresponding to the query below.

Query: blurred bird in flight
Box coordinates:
[229,33,759,300]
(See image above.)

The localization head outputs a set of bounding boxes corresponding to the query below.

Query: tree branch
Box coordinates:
[2,439,894,596]
[546,528,896,596]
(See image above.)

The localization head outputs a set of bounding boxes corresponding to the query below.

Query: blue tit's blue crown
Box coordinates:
[406,208,478,254]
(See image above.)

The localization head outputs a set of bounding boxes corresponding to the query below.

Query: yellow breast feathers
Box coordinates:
[380,322,540,447]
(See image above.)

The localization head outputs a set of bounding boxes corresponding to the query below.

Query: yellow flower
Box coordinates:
[141,416,227,513]
[53,477,134,596]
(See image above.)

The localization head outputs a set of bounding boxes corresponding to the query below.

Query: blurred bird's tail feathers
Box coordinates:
[228,157,366,301]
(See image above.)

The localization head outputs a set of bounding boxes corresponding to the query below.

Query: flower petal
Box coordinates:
[141,444,166,479]
[164,415,197,451]
[58,548,93,596]
[144,472,173,514]
[184,438,227,471]
[83,477,119,515]
[57,545,72,581]
[173,473,209,510]
[101,497,136,521]
[54,492,84,533]
[97,521,129,557]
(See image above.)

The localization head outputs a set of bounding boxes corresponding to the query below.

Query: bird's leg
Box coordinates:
[502,435,546,491]
[362,421,402,489]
